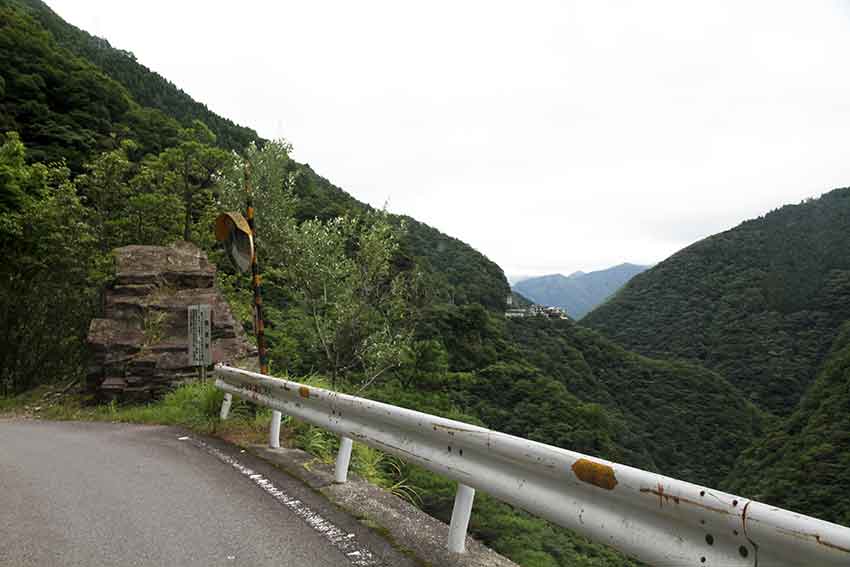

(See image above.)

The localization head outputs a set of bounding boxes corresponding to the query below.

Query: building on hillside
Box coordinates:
[504,304,568,320]
[543,306,568,319]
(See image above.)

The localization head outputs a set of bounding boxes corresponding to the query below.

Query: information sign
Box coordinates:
[188,304,212,367]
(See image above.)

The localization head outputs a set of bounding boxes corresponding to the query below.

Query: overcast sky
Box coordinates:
[48,0,850,278]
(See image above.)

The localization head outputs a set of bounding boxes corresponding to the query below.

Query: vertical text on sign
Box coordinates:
[188,304,212,366]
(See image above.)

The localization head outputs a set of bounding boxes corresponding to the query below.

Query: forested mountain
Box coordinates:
[287,165,510,311]
[502,318,763,486]
[9,0,261,153]
[584,189,850,415]
[2,0,846,564]
[510,289,533,308]
[514,263,648,318]
[723,320,850,526]
[0,0,509,311]
[581,190,850,533]
[0,2,181,171]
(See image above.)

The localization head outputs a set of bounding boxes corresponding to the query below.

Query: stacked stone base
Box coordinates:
[87,242,253,401]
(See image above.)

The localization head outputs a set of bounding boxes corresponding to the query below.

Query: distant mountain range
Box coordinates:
[512,263,649,319]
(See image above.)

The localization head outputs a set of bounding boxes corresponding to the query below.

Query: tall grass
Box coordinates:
[91,382,226,431]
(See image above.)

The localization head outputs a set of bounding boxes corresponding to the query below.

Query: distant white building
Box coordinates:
[504,303,568,320]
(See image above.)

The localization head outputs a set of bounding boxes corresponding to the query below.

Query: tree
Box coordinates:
[217,139,297,254]
[0,133,106,394]
[217,141,420,388]
[75,139,136,251]
[397,339,449,388]
[156,121,230,241]
[124,154,183,245]
[272,214,418,387]
[124,192,182,245]
[0,131,28,215]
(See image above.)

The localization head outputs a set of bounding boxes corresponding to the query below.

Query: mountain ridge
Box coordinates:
[722,318,850,525]
[3,0,510,311]
[10,0,261,152]
[584,188,850,415]
[513,262,649,319]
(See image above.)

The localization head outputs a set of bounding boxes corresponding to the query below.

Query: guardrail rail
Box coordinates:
[215,364,850,566]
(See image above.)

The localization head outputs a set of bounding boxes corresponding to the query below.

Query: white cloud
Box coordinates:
[48,0,850,275]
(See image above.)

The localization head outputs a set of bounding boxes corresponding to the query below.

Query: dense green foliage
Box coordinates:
[0,123,229,394]
[2,0,510,311]
[583,189,850,527]
[0,3,130,170]
[505,318,764,486]
[723,320,850,525]
[0,132,107,394]
[288,166,511,311]
[584,189,850,415]
[217,143,422,387]
[0,3,242,391]
[514,263,648,319]
[403,217,510,310]
[9,0,261,153]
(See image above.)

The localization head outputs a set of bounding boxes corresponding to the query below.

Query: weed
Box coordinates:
[296,425,335,461]
[142,309,169,346]
[390,478,423,507]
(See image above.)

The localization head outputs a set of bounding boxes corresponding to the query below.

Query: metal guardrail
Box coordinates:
[214,364,850,566]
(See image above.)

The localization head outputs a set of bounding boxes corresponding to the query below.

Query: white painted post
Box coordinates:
[447,483,475,553]
[334,437,354,483]
[269,409,282,448]
[220,393,232,420]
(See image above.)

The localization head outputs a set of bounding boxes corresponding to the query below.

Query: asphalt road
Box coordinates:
[0,420,415,567]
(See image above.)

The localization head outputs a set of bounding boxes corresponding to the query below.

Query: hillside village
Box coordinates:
[504,295,568,319]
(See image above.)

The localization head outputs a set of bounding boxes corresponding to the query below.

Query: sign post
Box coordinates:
[213,163,282,447]
[188,304,212,380]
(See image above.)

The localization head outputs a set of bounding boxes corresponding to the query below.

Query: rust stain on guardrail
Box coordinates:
[432,423,484,435]
[816,535,850,554]
[775,525,850,555]
[572,458,618,490]
[640,486,731,515]
[299,386,310,399]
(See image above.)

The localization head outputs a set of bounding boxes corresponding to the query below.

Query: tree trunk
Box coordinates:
[183,190,192,241]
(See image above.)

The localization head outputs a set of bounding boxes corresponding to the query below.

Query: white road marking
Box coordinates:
[180,436,381,566]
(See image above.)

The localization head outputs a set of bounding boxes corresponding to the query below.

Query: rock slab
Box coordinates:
[87,242,253,400]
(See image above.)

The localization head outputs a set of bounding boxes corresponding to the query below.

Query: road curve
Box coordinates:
[0,420,415,567]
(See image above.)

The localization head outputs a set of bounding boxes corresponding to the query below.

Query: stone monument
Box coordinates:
[86,242,254,400]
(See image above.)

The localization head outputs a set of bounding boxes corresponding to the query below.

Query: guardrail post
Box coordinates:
[269,410,282,448]
[334,436,354,483]
[447,483,475,553]
[220,393,232,420]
